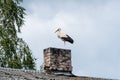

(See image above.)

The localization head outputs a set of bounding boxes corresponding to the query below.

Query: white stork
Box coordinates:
[55,28,74,44]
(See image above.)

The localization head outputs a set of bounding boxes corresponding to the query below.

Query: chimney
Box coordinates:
[43,47,72,75]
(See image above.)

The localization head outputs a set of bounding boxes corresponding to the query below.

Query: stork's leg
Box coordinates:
[64,41,65,45]
[64,41,66,49]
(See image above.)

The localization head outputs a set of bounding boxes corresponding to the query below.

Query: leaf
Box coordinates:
[0,0,36,70]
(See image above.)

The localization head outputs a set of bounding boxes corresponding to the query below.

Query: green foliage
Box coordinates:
[0,0,36,69]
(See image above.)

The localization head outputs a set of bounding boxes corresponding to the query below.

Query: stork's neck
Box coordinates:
[56,30,61,37]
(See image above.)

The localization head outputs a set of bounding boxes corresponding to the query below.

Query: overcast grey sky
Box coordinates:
[20,0,120,79]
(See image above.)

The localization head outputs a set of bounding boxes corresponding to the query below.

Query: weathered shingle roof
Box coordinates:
[0,67,114,80]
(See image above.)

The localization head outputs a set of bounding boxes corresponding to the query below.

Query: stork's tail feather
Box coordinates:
[67,36,74,44]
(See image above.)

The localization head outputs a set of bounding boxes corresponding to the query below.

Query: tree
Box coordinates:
[0,0,36,69]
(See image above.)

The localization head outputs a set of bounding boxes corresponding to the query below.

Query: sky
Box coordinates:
[20,0,120,79]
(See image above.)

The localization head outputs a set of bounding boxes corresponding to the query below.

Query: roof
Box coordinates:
[0,67,114,80]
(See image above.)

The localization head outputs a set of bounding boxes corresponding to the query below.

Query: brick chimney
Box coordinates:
[43,47,72,75]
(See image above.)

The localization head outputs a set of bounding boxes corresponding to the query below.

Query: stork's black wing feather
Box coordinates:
[61,35,74,44]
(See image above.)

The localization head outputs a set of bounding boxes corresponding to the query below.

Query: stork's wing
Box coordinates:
[61,35,74,44]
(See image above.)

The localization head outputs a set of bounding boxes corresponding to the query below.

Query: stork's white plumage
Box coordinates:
[55,28,74,44]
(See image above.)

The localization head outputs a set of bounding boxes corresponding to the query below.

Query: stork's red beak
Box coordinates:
[55,28,61,33]
[55,29,59,33]
[55,30,57,33]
